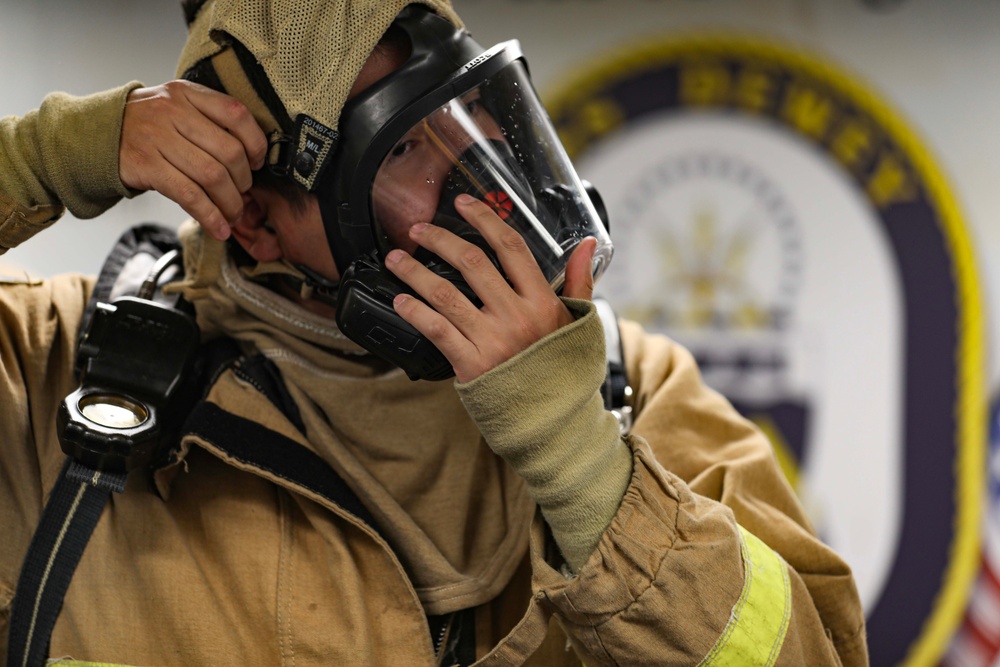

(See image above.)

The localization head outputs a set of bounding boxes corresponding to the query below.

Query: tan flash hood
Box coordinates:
[176,0,463,192]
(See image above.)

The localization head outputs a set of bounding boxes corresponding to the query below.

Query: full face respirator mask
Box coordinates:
[278,6,614,380]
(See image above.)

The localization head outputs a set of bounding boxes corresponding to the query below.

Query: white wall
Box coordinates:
[0,0,190,277]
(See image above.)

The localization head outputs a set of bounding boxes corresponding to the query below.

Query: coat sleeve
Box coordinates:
[461,301,868,666]
[0,83,141,253]
[0,274,94,645]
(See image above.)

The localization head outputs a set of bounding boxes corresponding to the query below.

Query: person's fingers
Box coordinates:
[119,82,268,236]
[384,248,484,336]
[158,137,246,225]
[453,194,550,295]
[562,237,597,301]
[386,195,586,382]
[181,81,268,171]
[386,255,481,379]
[405,221,516,314]
[155,82,262,202]
[172,112,257,195]
[147,161,231,240]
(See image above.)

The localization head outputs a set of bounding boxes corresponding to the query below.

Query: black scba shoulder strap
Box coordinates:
[6,463,127,667]
[8,224,198,667]
[595,296,634,435]
[7,225,632,667]
[78,223,189,347]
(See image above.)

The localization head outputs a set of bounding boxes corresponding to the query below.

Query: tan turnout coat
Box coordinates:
[0,83,868,666]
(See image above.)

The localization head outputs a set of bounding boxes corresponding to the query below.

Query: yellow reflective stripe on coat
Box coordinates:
[47,661,141,667]
[699,525,792,667]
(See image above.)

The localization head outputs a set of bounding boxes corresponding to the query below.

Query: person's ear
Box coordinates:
[230,191,283,262]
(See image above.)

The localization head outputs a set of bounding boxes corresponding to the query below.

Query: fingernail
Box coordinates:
[456,194,476,205]
[410,222,428,234]
[208,216,230,240]
[393,294,411,307]
[386,249,405,265]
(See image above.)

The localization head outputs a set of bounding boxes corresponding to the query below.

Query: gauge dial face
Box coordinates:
[80,394,148,429]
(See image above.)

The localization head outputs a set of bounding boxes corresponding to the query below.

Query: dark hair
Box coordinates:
[181,0,208,26]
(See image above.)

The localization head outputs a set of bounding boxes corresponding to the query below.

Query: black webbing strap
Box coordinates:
[182,400,381,535]
[594,297,633,434]
[78,223,182,354]
[6,459,127,667]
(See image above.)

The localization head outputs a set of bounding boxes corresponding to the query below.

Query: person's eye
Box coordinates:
[391,140,415,158]
[458,91,483,116]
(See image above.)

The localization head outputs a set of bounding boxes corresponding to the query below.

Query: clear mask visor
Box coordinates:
[370,61,613,290]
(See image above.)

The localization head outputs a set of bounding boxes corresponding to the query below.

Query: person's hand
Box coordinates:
[385,193,597,383]
[118,81,268,241]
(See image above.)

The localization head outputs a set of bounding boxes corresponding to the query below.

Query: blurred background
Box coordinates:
[3,0,999,664]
